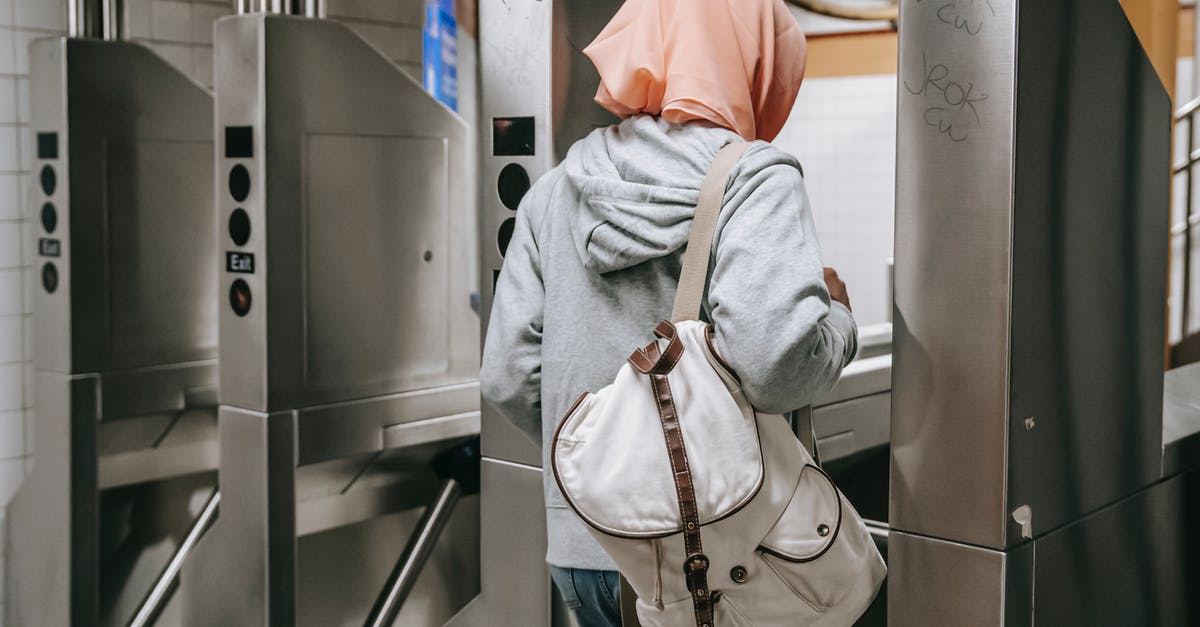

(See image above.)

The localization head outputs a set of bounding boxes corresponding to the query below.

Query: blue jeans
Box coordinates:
[550,566,622,627]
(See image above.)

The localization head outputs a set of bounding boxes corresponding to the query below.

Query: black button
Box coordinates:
[40,165,56,196]
[37,132,58,160]
[228,209,251,246]
[229,165,251,202]
[497,217,516,257]
[42,262,58,293]
[229,279,252,316]
[40,203,57,233]
[730,565,748,584]
[497,163,530,210]
[817,524,830,537]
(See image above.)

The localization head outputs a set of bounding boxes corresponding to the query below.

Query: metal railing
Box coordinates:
[1173,96,1200,365]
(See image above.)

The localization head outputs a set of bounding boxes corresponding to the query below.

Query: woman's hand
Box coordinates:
[824,267,852,312]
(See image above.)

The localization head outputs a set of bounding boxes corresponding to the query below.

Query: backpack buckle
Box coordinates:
[683,553,710,593]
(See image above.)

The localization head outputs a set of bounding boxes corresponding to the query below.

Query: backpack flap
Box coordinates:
[552,320,765,538]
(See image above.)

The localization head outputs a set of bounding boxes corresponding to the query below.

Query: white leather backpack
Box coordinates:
[551,142,886,627]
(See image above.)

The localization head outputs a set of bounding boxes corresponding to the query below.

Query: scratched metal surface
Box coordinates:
[891,0,1017,550]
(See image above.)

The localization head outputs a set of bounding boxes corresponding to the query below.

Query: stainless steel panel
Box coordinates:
[295,382,479,465]
[303,133,450,391]
[6,372,95,627]
[888,531,1033,627]
[1163,363,1200,476]
[32,38,217,377]
[446,459,554,627]
[215,15,477,412]
[812,392,890,463]
[892,0,1018,549]
[1031,467,1200,626]
[182,407,297,626]
[1006,0,1168,541]
[893,0,1169,550]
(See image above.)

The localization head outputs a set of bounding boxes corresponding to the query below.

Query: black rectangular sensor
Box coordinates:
[37,133,57,160]
[493,117,535,156]
[225,126,253,158]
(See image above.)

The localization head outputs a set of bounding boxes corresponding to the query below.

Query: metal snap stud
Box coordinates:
[686,521,696,530]
[730,565,748,584]
[817,524,830,537]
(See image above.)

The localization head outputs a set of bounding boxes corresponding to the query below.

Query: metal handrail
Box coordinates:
[126,491,221,627]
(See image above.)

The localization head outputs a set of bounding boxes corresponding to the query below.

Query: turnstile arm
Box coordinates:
[127,490,221,627]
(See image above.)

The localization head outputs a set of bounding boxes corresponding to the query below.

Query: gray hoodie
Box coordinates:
[480,115,858,570]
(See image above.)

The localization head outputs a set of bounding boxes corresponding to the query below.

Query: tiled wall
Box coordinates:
[0,1,447,622]
[774,74,899,327]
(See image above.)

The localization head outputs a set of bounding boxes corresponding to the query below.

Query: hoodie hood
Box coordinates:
[561,115,743,274]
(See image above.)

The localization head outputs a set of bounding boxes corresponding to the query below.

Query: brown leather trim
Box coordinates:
[628,321,684,375]
[757,464,844,564]
[562,392,589,422]
[703,323,739,383]
[649,372,714,627]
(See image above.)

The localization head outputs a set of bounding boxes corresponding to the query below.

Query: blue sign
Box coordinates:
[423,0,458,111]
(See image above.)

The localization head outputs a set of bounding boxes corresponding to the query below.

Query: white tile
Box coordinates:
[21,362,29,407]
[126,0,153,40]
[15,29,50,76]
[20,314,29,361]
[0,0,14,27]
[14,0,64,31]
[0,221,20,268]
[0,269,18,315]
[0,174,18,220]
[0,457,24,504]
[19,218,32,268]
[0,28,15,75]
[0,77,15,124]
[22,407,30,456]
[0,127,18,172]
[151,0,192,43]
[146,42,193,77]
[0,363,20,410]
[192,46,212,88]
[192,3,230,45]
[0,506,6,554]
[21,260,32,315]
[0,315,18,363]
[0,409,21,458]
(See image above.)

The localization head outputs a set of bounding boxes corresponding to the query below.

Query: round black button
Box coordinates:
[40,202,57,233]
[817,524,830,537]
[229,279,252,317]
[730,565,748,584]
[228,209,251,246]
[40,165,56,196]
[228,165,251,202]
[497,217,516,257]
[497,163,530,210]
[42,262,58,293]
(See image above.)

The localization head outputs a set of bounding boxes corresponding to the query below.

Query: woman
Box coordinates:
[480,1,858,625]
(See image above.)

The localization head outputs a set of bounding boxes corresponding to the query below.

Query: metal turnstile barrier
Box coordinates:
[891,0,1200,623]
[5,7,220,623]
[180,10,481,626]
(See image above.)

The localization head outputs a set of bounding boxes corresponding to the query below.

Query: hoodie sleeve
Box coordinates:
[706,161,858,414]
[480,199,545,444]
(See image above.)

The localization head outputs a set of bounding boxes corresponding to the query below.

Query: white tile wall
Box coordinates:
[774,73,899,327]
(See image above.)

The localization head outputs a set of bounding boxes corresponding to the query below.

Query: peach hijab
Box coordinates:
[583,0,807,142]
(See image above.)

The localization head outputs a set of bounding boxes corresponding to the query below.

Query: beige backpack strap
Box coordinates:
[670,141,753,323]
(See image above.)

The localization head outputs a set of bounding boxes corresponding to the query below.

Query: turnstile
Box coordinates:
[5,33,219,627]
[452,2,623,625]
[891,0,1200,623]
[181,10,480,626]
